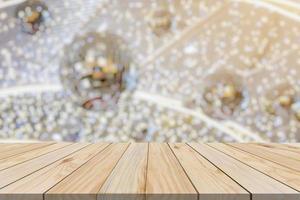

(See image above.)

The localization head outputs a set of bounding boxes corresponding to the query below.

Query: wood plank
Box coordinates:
[0,143,70,171]
[0,143,33,152]
[0,143,297,200]
[288,143,300,148]
[146,143,197,200]
[98,143,148,200]
[189,143,299,200]
[169,143,249,200]
[0,143,109,200]
[209,143,300,192]
[0,142,54,160]
[45,143,129,200]
[231,143,300,172]
[0,143,88,189]
[255,143,300,155]
[243,143,300,161]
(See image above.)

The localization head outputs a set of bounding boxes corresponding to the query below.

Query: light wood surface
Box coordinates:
[0,143,108,200]
[0,143,36,152]
[0,142,54,160]
[146,143,197,200]
[169,143,249,200]
[288,143,300,148]
[189,143,299,200]
[231,143,300,172]
[0,143,298,200]
[209,143,300,191]
[254,143,300,154]
[0,143,87,189]
[45,143,129,200]
[0,143,70,171]
[98,143,148,200]
[246,143,300,161]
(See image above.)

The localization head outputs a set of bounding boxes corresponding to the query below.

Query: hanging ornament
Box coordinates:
[15,0,50,34]
[147,7,172,36]
[196,69,248,120]
[60,32,136,111]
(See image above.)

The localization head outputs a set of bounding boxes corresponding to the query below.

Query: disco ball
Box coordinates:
[15,0,50,34]
[60,32,135,110]
[198,70,248,119]
[261,83,298,121]
[147,7,172,36]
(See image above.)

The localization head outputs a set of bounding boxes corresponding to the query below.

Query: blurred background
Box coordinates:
[0,0,299,143]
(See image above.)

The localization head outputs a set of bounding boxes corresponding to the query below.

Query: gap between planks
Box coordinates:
[0,143,299,200]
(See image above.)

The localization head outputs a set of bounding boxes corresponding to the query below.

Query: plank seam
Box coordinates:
[254,144,300,156]
[0,144,33,155]
[278,144,300,155]
[247,144,300,162]
[42,143,112,200]
[168,143,199,200]
[145,142,151,200]
[233,144,300,169]
[0,143,90,190]
[144,142,149,199]
[223,144,300,192]
[286,144,300,151]
[187,143,253,200]
[96,143,131,197]
[0,143,55,161]
[0,143,73,172]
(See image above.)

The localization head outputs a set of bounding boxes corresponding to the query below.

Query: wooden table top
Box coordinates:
[0,143,299,200]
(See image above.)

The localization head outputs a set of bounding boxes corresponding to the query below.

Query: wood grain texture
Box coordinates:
[209,143,300,192]
[231,143,300,172]
[0,143,109,200]
[254,143,300,154]
[189,143,299,200]
[288,143,300,148]
[146,143,197,200]
[0,142,53,160]
[241,143,300,161]
[45,143,129,200]
[98,143,148,200]
[0,143,298,200]
[0,143,88,190]
[0,143,34,152]
[0,143,70,171]
[169,143,249,200]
